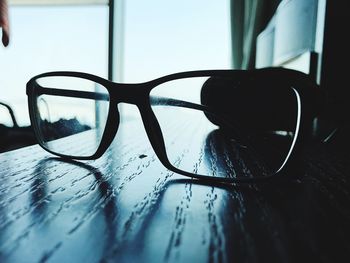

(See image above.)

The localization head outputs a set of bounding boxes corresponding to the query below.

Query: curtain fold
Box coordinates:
[230,0,280,69]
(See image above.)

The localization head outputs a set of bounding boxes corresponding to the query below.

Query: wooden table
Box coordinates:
[1,117,349,263]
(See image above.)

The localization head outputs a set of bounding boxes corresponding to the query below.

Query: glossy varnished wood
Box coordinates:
[0,117,350,263]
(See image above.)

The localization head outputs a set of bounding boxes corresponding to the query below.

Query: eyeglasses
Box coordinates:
[26,68,319,183]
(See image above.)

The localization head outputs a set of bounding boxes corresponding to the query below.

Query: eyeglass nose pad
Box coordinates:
[93,102,120,159]
[138,104,173,169]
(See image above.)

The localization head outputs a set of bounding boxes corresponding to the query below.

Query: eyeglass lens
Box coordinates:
[31,76,110,157]
[150,76,299,179]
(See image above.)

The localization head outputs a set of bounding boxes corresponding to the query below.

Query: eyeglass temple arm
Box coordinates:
[149,96,210,112]
[34,86,234,129]
[34,86,109,101]
[34,86,211,113]
[149,96,246,135]
[0,101,19,128]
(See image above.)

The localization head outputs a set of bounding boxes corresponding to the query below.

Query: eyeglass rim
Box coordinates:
[27,68,317,183]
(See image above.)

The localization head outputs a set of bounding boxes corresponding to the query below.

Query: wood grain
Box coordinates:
[1,118,349,263]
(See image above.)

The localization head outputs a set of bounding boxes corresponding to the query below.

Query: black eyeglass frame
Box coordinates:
[26,68,320,184]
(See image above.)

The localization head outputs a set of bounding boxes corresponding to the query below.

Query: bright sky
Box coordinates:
[0,1,231,126]
[123,0,232,82]
[0,5,108,126]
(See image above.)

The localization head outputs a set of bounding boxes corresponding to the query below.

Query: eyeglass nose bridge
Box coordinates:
[93,83,153,159]
[106,82,171,170]
[109,83,151,105]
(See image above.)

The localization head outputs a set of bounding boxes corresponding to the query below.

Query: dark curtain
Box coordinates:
[230,0,280,69]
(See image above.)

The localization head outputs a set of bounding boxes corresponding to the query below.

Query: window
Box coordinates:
[0,1,109,126]
[1,0,231,126]
[120,0,231,83]
[117,0,232,121]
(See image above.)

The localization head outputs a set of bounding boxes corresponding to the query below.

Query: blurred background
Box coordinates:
[0,0,232,124]
[1,0,334,153]
[0,0,233,152]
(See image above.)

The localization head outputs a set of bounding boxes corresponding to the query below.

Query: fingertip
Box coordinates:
[2,30,9,47]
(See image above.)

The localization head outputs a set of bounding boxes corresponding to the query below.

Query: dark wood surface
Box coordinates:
[1,117,350,263]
